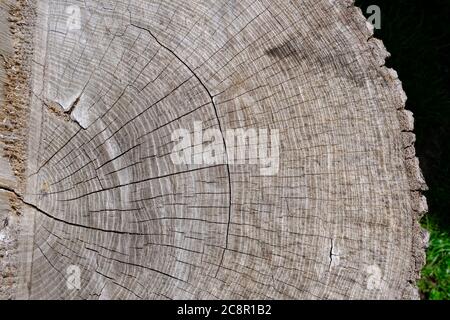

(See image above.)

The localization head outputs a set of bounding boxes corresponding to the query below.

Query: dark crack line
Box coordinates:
[66,95,80,115]
[0,185,20,196]
[0,186,169,237]
[329,238,335,270]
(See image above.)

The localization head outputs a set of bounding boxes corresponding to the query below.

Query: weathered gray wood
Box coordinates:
[1,0,428,299]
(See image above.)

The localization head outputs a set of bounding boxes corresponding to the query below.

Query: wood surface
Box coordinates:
[0,0,428,299]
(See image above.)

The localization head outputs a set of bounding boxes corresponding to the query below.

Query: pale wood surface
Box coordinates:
[0,0,428,299]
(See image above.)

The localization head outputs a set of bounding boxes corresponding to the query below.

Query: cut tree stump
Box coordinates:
[0,0,428,299]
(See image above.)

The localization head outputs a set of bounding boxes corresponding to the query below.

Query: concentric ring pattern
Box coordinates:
[20,0,427,299]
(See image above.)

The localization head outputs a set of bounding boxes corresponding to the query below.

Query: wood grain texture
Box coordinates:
[1,0,428,299]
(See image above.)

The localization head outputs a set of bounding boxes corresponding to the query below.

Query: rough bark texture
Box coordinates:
[1,0,428,299]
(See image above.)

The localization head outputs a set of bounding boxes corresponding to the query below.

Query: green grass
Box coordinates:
[418,218,450,300]
[355,0,450,299]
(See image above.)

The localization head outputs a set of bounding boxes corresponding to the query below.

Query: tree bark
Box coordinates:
[1,0,428,299]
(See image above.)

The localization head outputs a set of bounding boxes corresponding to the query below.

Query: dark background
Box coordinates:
[355,0,450,299]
